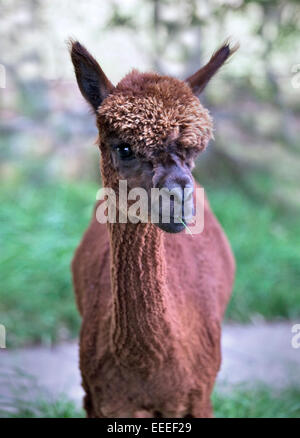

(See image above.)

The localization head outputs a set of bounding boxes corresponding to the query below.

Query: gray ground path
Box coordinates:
[1,322,299,404]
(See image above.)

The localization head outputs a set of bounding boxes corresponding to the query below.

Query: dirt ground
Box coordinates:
[1,322,299,404]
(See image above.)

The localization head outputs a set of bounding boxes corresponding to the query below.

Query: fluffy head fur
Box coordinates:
[98,70,213,157]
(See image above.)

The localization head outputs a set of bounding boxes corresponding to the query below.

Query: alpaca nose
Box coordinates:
[166,182,193,200]
[154,165,193,194]
[152,162,195,232]
[165,182,194,220]
[163,167,194,207]
[153,171,194,231]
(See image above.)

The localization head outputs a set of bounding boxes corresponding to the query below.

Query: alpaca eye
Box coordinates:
[116,144,134,160]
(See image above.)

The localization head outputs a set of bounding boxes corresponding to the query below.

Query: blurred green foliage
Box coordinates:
[212,384,300,418]
[1,393,84,418]
[207,181,300,321]
[0,180,96,347]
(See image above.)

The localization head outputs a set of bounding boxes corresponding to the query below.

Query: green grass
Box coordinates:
[207,184,300,321]
[0,369,84,418]
[213,385,300,418]
[0,180,98,347]
[1,384,300,418]
[1,397,84,418]
[1,178,300,347]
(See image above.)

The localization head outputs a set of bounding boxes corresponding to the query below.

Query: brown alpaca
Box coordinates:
[70,40,236,418]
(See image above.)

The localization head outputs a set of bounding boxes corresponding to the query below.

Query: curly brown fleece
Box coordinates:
[98,71,213,153]
[70,40,236,418]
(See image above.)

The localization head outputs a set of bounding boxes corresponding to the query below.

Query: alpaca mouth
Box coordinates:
[152,195,194,233]
[155,215,187,233]
[156,222,186,233]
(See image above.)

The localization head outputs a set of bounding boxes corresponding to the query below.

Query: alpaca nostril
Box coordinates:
[171,187,184,204]
[180,184,194,220]
[166,185,194,222]
[183,185,194,201]
[164,184,194,203]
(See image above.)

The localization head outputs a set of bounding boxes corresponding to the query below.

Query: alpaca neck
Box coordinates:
[108,221,173,369]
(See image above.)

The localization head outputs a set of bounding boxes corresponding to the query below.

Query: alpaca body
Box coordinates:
[72,191,235,417]
[69,39,237,417]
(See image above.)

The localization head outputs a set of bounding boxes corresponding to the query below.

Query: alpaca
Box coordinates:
[70,40,236,418]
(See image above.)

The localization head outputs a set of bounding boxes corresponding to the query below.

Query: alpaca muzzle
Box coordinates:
[152,166,194,233]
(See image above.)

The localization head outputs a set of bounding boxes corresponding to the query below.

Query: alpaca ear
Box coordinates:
[186,41,239,96]
[69,40,114,111]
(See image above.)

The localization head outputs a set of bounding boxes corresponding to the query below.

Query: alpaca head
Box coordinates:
[70,40,238,233]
